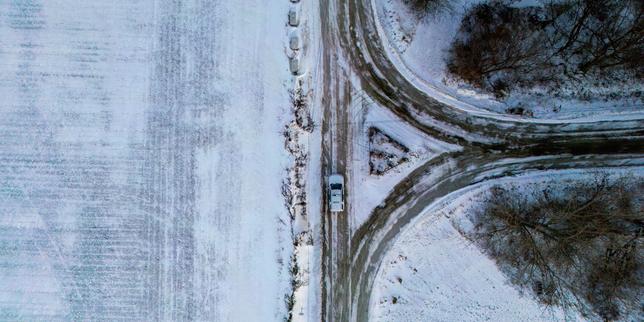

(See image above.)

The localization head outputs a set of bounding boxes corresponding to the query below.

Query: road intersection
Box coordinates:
[318,1,644,321]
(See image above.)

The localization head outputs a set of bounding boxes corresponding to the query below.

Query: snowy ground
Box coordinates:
[369,168,643,321]
[374,0,644,120]
[0,0,293,321]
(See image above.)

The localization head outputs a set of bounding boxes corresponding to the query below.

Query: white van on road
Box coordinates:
[328,174,344,212]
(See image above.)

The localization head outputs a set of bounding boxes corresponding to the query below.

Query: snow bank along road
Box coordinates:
[0,0,291,321]
[319,0,644,321]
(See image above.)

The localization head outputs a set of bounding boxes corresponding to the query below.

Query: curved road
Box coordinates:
[348,152,644,321]
[337,0,644,148]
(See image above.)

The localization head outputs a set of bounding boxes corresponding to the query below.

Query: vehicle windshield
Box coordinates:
[330,183,342,190]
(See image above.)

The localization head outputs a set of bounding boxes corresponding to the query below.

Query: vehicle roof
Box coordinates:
[329,174,344,184]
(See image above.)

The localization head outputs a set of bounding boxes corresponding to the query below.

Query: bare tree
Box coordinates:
[403,0,451,19]
[446,0,643,99]
[447,2,554,95]
[470,174,643,319]
[550,0,643,75]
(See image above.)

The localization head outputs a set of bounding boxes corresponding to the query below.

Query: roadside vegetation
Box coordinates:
[445,0,642,106]
[468,174,643,320]
[402,0,452,18]
[368,127,412,175]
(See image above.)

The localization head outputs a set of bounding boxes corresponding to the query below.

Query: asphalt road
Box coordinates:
[318,1,644,322]
[319,0,353,321]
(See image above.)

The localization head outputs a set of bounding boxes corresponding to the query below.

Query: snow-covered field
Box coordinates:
[369,168,643,321]
[374,0,644,120]
[0,0,292,321]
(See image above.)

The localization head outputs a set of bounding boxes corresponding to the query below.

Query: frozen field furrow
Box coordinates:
[0,0,152,320]
[1,0,290,321]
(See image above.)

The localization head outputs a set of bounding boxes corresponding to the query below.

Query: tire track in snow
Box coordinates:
[145,0,198,320]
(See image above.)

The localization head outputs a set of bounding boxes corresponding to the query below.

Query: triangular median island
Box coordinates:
[368,127,411,176]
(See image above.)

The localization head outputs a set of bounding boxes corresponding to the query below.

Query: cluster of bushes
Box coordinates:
[446,0,643,99]
[469,175,643,319]
[403,0,451,19]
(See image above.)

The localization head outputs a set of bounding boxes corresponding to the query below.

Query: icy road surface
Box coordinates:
[0,0,291,321]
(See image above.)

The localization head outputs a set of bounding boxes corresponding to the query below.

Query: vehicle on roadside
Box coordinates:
[289,55,300,75]
[288,7,299,27]
[328,174,344,212]
[289,33,300,50]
